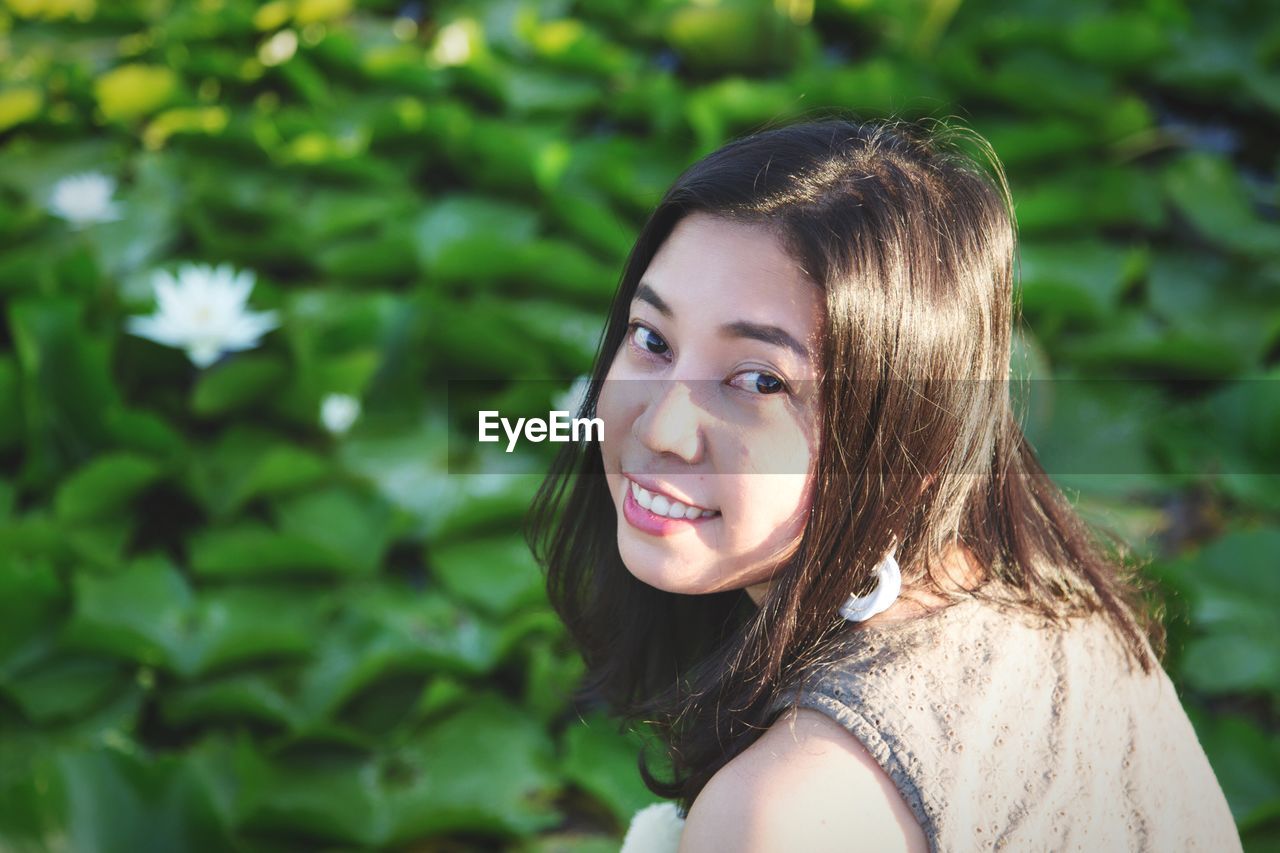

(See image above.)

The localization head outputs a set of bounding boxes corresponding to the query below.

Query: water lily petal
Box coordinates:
[186,341,224,368]
[125,314,187,347]
[228,269,255,308]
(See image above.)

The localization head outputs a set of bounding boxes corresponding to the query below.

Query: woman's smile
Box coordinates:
[621,475,722,537]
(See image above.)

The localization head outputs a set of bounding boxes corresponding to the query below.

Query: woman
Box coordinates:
[524,117,1241,852]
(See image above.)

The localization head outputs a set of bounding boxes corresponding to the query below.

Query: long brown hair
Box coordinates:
[523,115,1165,813]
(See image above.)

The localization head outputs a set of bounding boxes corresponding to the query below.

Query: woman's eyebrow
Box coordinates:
[721,319,810,361]
[634,281,810,361]
[634,282,674,317]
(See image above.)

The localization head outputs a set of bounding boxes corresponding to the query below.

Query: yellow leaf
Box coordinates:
[294,0,351,24]
[287,130,330,162]
[5,0,95,21]
[94,64,177,121]
[252,0,290,30]
[0,86,42,132]
[143,105,229,150]
[532,19,584,54]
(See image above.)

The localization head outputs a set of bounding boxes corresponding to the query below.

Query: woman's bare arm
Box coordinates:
[678,707,929,853]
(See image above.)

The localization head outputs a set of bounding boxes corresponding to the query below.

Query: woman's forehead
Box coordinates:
[639,214,824,346]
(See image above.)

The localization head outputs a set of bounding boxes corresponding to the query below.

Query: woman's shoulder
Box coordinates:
[677,705,929,853]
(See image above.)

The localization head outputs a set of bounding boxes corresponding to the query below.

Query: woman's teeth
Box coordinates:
[630,479,719,520]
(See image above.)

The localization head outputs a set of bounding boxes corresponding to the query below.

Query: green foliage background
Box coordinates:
[1,0,1278,849]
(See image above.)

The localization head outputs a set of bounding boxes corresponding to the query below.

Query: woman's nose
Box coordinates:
[632,379,703,463]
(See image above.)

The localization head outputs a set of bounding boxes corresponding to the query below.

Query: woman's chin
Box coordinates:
[620,559,709,595]
[620,559,758,597]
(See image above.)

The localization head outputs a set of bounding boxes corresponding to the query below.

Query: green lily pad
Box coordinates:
[188,521,355,577]
[415,193,540,279]
[190,354,288,417]
[3,655,128,724]
[55,744,237,852]
[561,713,659,828]
[53,452,164,523]
[62,554,193,670]
[272,484,396,575]
[1163,153,1280,258]
[0,554,65,678]
[296,589,502,721]
[162,671,300,729]
[430,535,547,617]
[384,693,562,842]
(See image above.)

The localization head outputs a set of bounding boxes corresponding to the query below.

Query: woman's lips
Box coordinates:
[622,473,717,514]
[622,478,720,536]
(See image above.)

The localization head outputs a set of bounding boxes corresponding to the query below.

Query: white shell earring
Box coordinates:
[839,544,902,623]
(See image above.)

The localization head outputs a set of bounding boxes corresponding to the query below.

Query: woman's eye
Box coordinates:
[732,370,789,396]
[628,322,669,356]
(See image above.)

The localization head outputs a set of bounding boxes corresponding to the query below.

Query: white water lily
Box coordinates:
[125,263,280,368]
[621,802,685,853]
[321,393,361,435]
[48,171,124,228]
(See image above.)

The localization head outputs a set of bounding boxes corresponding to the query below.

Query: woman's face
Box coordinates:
[597,212,824,597]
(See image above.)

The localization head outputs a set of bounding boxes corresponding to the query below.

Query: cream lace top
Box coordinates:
[763,592,1242,852]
